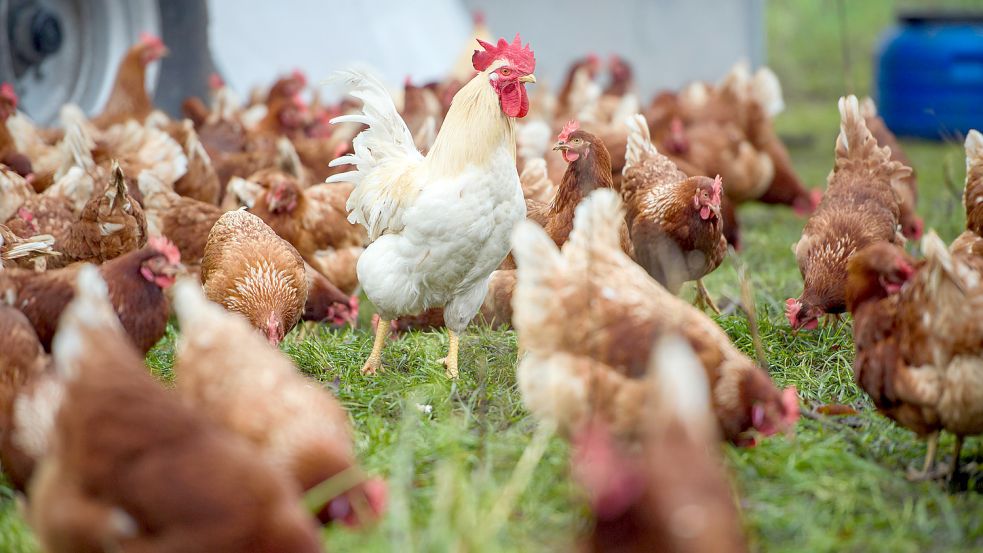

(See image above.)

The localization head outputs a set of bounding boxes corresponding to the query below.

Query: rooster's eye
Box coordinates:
[500,68,511,76]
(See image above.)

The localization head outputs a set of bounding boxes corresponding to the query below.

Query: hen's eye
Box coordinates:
[500,68,511,76]
[572,138,582,144]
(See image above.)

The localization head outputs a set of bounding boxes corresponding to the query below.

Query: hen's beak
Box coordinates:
[519,74,536,84]
[711,204,722,219]
[161,264,182,277]
[552,141,569,152]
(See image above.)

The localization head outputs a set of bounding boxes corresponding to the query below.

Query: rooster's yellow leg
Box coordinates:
[361,317,390,375]
[441,330,460,379]
[694,279,720,315]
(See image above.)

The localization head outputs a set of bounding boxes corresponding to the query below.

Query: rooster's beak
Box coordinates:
[519,74,536,84]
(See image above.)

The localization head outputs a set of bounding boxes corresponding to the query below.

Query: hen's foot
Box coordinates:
[906,432,941,481]
[441,330,460,379]
[361,316,391,376]
[694,279,720,315]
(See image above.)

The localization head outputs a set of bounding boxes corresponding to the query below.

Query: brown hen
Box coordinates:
[620,114,726,313]
[200,209,308,345]
[173,280,386,526]
[513,189,798,445]
[0,237,181,352]
[787,96,909,330]
[28,267,323,553]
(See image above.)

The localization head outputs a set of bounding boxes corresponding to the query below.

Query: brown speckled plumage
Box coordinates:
[621,116,726,294]
[792,96,909,321]
[28,272,323,553]
[201,210,308,342]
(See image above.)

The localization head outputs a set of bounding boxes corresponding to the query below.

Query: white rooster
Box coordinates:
[328,35,537,378]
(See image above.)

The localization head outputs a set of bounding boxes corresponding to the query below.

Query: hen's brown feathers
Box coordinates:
[201,210,308,343]
[29,268,323,553]
[791,96,909,321]
[621,115,726,293]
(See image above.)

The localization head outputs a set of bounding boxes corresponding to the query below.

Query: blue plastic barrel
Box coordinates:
[876,11,983,140]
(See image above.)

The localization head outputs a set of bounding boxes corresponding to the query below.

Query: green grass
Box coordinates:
[3,2,983,552]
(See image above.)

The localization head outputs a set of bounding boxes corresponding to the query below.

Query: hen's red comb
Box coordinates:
[0,83,16,106]
[148,236,181,265]
[557,120,579,142]
[711,175,723,203]
[291,69,307,87]
[208,73,225,90]
[472,34,535,74]
[139,32,164,49]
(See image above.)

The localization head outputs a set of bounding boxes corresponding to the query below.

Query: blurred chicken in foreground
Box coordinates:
[173,280,386,527]
[513,189,797,445]
[27,267,323,553]
[576,337,748,553]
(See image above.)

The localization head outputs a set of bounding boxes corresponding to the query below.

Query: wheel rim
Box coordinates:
[2,0,160,124]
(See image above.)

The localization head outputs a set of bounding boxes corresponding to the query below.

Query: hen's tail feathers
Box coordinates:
[106,161,128,211]
[624,114,658,173]
[611,94,641,128]
[835,95,911,184]
[52,265,121,379]
[227,176,265,209]
[172,278,226,339]
[966,130,983,174]
[183,120,213,166]
[276,137,304,178]
[750,67,785,117]
[859,96,878,119]
[59,105,96,174]
[0,232,56,261]
[511,218,565,339]
[566,189,625,258]
[325,69,422,185]
[519,158,554,202]
[920,231,983,346]
[517,119,553,162]
[648,335,716,440]
[137,170,172,209]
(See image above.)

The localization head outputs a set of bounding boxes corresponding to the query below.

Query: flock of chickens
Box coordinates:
[0,18,979,552]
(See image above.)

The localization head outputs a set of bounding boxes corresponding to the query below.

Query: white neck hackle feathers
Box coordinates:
[424,60,516,179]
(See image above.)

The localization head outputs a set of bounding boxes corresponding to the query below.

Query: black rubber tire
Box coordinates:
[153,0,216,118]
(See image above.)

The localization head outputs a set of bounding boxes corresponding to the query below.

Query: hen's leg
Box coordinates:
[950,436,964,478]
[362,316,390,375]
[694,279,720,315]
[440,330,460,379]
[907,431,939,480]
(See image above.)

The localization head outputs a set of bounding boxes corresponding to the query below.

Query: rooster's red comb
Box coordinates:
[557,120,579,142]
[148,236,181,265]
[472,34,535,74]
[0,83,16,106]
